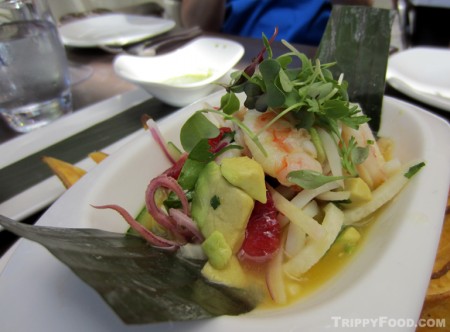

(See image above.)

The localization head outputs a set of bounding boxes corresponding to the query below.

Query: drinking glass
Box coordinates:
[0,0,72,133]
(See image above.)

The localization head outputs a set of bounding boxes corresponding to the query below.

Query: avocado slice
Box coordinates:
[344,177,372,204]
[331,226,361,255]
[191,161,254,253]
[201,256,249,290]
[202,230,232,269]
[220,156,267,204]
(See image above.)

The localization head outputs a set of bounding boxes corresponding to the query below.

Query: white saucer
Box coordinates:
[59,13,175,47]
[386,47,450,111]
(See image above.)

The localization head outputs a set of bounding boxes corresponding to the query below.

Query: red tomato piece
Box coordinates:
[239,190,281,263]
[208,127,232,153]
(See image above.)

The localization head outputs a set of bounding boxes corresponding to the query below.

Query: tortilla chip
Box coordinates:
[417,192,450,331]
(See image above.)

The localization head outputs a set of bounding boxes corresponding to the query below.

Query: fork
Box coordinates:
[98,26,203,56]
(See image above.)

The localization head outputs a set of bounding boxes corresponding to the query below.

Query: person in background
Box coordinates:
[180,0,373,46]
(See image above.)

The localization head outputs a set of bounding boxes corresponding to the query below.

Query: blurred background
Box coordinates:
[45,0,449,51]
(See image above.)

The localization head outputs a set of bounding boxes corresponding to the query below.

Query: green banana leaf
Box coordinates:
[0,215,258,324]
[316,5,395,132]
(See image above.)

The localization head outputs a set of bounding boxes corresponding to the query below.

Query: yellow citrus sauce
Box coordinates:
[246,215,377,309]
[164,72,212,86]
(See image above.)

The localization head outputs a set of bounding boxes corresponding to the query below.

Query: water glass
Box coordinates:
[0,0,72,133]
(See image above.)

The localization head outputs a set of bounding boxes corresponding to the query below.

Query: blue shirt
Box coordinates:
[222,0,331,45]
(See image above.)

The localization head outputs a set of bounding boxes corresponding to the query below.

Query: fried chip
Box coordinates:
[418,191,450,331]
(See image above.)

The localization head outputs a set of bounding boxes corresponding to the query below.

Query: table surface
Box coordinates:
[0,30,449,326]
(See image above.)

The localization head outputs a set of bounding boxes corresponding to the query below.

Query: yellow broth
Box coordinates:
[255,215,377,309]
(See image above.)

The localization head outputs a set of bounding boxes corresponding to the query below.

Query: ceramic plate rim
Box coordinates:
[386,47,450,112]
[58,13,176,48]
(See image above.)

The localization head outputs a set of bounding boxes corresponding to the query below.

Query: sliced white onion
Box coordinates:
[290,181,340,209]
[270,187,325,241]
[302,200,319,218]
[317,127,344,187]
[283,203,344,278]
[316,190,351,201]
[284,222,306,258]
[266,246,287,304]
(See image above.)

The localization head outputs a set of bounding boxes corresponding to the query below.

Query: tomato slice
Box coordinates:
[208,127,232,153]
[239,190,281,263]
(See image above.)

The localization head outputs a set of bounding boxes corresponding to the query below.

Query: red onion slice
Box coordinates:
[92,204,179,251]
[169,208,204,243]
[146,117,176,165]
[145,175,190,238]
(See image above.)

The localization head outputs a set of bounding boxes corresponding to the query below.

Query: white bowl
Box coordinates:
[113,37,245,107]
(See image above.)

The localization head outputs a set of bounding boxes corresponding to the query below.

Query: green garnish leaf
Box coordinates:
[188,139,214,162]
[180,112,219,152]
[220,91,240,115]
[351,146,370,165]
[259,59,285,108]
[288,170,351,189]
[404,162,426,179]
[0,215,259,325]
[178,158,206,191]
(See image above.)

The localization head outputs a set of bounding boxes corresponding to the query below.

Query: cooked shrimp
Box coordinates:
[341,122,387,189]
[242,109,322,186]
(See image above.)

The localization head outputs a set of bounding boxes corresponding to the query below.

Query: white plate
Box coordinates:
[1,94,450,331]
[0,89,151,222]
[113,37,244,107]
[58,13,175,47]
[386,47,450,111]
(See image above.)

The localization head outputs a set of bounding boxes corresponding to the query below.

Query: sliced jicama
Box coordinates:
[303,200,320,218]
[284,222,306,258]
[283,203,344,278]
[266,246,287,304]
[343,161,423,225]
[270,188,325,241]
[290,181,340,209]
[316,190,351,201]
[317,127,344,187]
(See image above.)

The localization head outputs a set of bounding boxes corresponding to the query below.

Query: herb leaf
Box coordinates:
[288,170,352,189]
[180,112,219,153]
[404,162,426,179]
[220,91,240,115]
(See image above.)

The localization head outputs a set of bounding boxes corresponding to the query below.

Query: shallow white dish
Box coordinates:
[386,47,450,112]
[113,37,245,107]
[58,13,175,47]
[1,93,450,331]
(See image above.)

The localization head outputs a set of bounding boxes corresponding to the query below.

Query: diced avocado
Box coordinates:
[201,231,232,269]
[344,177,372,204]
[220,156,267,203]
[332,226,361,255]
[191,161,254,252]
[201,256,249,289]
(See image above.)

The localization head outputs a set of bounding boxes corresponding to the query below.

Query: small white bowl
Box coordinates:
[113,37,245,107]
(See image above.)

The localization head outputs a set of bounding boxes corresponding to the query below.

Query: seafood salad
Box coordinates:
[96,36,424,306]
